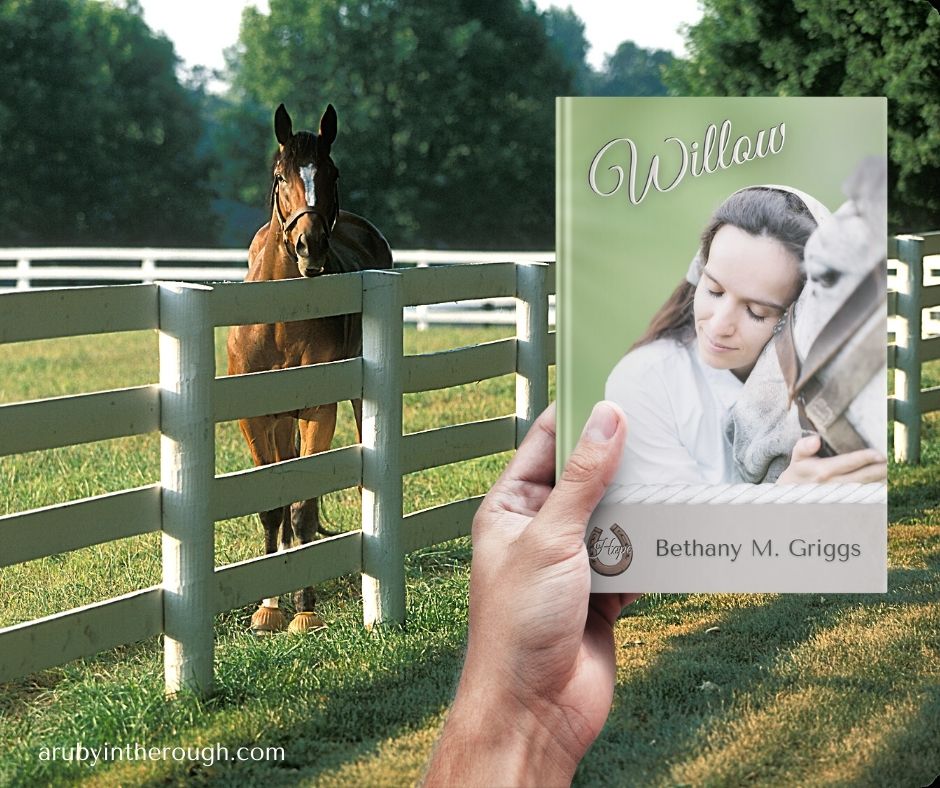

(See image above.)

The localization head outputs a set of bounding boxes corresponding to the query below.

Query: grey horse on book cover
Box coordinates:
[728,156,888,483]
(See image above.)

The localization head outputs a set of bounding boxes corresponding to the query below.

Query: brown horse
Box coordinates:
[227,103,392,635]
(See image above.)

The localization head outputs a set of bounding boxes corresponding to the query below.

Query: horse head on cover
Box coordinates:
[729,157,888,482]
[802,158,887,305]
[271,103,340,277]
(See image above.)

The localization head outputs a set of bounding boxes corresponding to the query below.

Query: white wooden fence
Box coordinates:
[888,231,940,463]
[1,231,932,695]
[0,262,555,697]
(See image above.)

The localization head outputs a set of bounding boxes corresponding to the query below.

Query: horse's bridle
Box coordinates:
[270,177,339,261]
[774,261,886,456]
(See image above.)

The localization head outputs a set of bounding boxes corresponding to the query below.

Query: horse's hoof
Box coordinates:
[287,611,326,634]
[250,605,288,636]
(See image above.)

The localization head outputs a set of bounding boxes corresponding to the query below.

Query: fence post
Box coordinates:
[361,270,405,627]
[895,235,924,463]
[159,281,215,696]
[516,262,550,446]
[415,256,430,331]
[141,255,157,283]
[16,258,29,290]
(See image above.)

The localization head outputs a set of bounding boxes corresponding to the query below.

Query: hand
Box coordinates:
[777,434,887,484]
[424,402,638,787]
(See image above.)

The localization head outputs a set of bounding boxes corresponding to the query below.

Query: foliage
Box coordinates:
[593,40,674,97]
[667,0,940,232]
[0,0,219,246]
[220,0,574,250]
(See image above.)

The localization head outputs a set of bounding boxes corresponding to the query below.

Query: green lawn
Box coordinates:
[0,327,937,787]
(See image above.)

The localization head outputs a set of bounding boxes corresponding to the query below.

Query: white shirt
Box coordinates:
[604,337,744,486]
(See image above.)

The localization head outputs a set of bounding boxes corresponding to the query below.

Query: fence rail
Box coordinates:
[0,261,555,696]
[888,231,940,463]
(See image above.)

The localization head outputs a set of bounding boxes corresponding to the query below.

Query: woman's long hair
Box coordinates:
[630,188,819,351]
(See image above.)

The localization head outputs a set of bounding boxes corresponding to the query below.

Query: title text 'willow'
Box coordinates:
[588,120,786,205]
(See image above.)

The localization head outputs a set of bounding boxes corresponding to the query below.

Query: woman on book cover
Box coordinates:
[604,185,884,487]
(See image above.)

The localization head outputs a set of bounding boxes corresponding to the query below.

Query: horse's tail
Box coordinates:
[316,497,340,538]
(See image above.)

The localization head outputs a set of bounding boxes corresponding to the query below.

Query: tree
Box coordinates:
[594,41,674,96]
[542,5,594,94]
[221,0,574,249]
[667,0,940,232]
[0,0,218,245]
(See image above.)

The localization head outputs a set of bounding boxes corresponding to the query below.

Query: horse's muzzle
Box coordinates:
[298,259,326,277]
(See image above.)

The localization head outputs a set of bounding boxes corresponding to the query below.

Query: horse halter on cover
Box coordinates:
[270,178,339,259]
[774,259,887,456]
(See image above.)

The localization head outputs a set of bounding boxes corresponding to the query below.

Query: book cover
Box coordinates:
[556,97,888,593]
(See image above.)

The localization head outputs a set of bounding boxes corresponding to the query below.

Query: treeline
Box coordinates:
[0,0,936,249]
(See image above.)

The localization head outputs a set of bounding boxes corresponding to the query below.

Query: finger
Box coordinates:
[589,592,642,628]
[816,449,887,480]
[791,434,822,460]
[849,448,888,464]
[530,401,627,541]
[474,403,559,524]
[494,402,558,489]
[827,461,888,484]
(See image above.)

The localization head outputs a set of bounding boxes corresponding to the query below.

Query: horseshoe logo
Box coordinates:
[587,524,633,576]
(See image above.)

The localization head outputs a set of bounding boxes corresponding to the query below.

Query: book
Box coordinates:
[556,97,888,592]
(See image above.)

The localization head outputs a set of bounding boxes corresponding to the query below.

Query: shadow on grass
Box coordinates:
[856,689,940,787]
[576,592,858,785]
[889,414,940,524]
[9,532,935,786]
[574,557,940,787]
[888,468,940,524]
[130,637,465,787]
[119,534,935,787]
[0,541,475,787]
[180,567,939,787]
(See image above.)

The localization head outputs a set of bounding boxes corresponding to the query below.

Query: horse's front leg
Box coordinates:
[287,403,338,634]
[250,506,291,634]
[240,415,296,635]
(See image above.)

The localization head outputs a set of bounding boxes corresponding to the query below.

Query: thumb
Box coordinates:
[531,401,626,541]
[791,434,822,461]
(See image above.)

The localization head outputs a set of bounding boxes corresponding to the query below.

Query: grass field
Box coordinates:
[0,327,938,787]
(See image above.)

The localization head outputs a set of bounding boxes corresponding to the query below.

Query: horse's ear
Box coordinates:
[843,155,888,231]
[274,103,293,146]
[319,104,337,153]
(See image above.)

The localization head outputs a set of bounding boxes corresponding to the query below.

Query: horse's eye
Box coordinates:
[813,269,841,288]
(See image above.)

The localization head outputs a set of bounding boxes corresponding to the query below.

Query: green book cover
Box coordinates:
[556,97,888,592]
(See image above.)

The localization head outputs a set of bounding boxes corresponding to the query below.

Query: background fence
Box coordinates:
[888,231,940,463]
[0,248,556,328]
[0,261,555,697]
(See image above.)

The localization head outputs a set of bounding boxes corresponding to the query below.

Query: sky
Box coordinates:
[136,0,704,86]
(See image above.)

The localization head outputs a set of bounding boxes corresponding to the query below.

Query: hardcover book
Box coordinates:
[556,97,888,592]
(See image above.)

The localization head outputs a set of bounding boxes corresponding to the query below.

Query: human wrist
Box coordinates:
[425,672,580,787]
